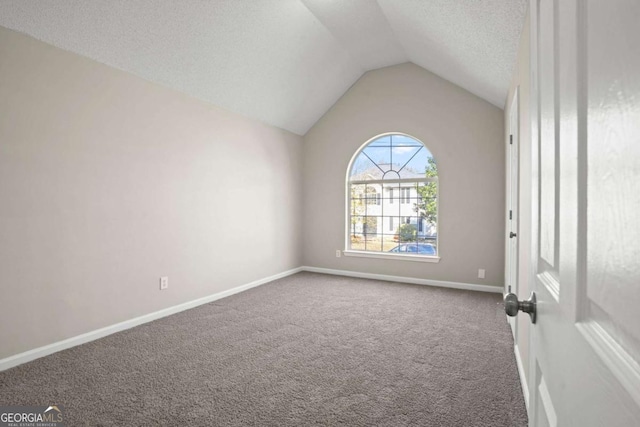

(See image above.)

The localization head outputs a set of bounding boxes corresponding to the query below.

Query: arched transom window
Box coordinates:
[346,133,438,260]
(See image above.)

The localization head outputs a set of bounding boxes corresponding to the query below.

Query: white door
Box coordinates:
[506,89,520,336]
[527,0,640,425]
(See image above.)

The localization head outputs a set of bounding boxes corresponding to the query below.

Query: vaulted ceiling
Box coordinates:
[0,0,527,135]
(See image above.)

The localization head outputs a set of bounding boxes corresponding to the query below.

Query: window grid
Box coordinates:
[347,134,438,256]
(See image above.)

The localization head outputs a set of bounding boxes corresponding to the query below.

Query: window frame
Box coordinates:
[344,132,440,263]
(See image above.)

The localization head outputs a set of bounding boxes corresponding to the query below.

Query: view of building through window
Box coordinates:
[348,134,438,256]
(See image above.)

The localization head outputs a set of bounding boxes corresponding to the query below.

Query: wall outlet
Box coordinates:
[160,276,169,290]
[478,269,486,279]
[336,250,341,258]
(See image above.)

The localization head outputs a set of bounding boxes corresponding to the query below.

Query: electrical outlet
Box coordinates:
[160,276,169,290]
[478,269,486,279]
[336,250,341,258]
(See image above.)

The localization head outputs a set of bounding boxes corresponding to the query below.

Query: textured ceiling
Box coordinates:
[0,0,527,135]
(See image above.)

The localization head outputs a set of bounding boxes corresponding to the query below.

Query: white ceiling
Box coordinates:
[0,0,527,135]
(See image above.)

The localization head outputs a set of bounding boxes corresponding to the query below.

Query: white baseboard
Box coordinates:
[301,266,503,294]
[0,267,303,372]
[1,265,500,372]
[514,344,530,412]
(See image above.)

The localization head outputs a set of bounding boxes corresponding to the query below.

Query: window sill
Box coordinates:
[343,250,441,263]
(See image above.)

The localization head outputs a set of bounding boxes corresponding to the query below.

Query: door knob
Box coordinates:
[510,231,517,238]
[504,291,537,324]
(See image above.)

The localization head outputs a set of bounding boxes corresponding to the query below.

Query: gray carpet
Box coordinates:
[0,272,527,426]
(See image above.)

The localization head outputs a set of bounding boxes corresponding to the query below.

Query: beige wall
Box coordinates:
[302,63,505,286]
[0,27,303,360]
[505,12,532,390]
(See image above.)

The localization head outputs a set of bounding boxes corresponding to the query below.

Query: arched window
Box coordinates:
[346,133,438,260]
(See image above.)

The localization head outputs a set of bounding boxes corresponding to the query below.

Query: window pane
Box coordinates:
[350,184,367,219]
[350,135,436,181]
[362,146,391,171]
[365,186,382,216]
[363,216,381,252]
[399,151,436,179]
[383,182,401,208]
[350,153,381,180]
[416,183,437,229]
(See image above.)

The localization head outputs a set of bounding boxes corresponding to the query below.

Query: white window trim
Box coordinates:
[344,132,439,261]
[343,250,441,263]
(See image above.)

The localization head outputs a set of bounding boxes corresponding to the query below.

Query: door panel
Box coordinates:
[535,368,557,427]
[528,0,640,425]
[584,0,640,365]
[538,0,557,269]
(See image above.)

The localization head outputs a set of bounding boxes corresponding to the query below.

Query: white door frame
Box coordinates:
[506,87,520,338]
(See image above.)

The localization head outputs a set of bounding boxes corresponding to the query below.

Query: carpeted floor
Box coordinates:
[0,272,527,426]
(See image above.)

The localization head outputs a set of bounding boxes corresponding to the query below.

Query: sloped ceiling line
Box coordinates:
[0,0,527,135]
